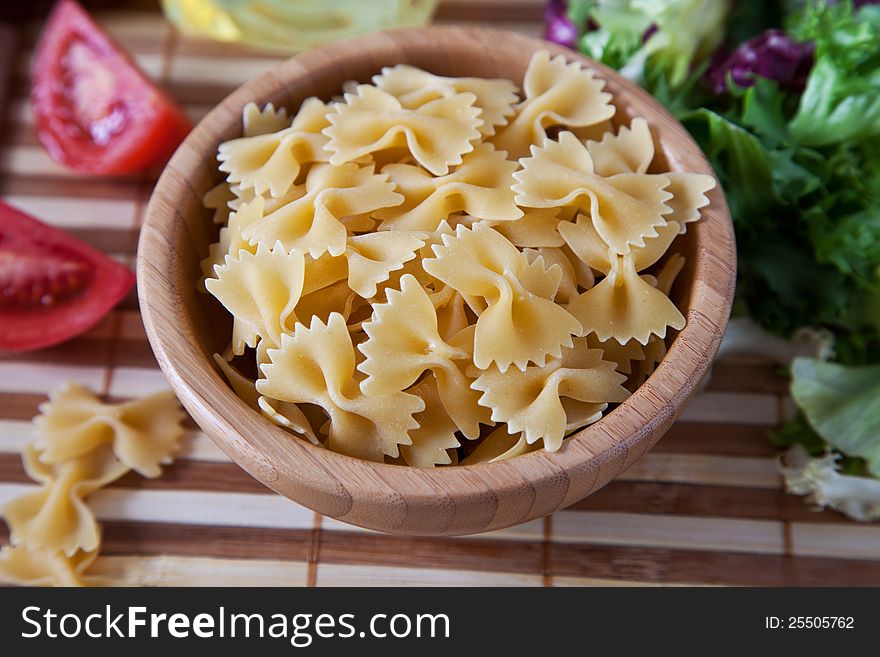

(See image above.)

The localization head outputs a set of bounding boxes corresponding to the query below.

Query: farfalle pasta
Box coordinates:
[218,97,330,198]
[240,162,402,258]
[423,223,582,372]
[0,384,186,587]
[513,131,674,255]
[373,64,518,136]
[375,143,522,231]
[493,51,615,159]
[470,339,628,451]
[258,314,424,461]
[202,50,715,465]
[323,85,483,176]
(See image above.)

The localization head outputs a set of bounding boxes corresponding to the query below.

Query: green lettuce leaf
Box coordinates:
[791,358,880,476]
[788,3,880,145]
[570,0,729,85]
[789,55,880,146]
[681,108,780,218]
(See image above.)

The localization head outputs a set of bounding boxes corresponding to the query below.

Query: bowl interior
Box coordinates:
[138,26,735,535]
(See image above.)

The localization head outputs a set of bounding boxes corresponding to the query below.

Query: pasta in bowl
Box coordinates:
[139,26,735,535]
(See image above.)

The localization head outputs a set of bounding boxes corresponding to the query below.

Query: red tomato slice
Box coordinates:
[0,201,135,352]
[31,0,191,174]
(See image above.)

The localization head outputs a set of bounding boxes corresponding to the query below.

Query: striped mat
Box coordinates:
[1,1,878,587]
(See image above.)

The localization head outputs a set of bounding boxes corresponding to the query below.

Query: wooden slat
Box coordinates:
[552,511,785,555]
[0,483,315,530]
[3,194,139,229]
[0,362,107,394]
[316,530,545,574]
[677,391,779,426]
[96,522,313,563]
[619,453,781,489]
[653,423,777,457]
[791,523,880,560]
[549,543,880,586]
[91,555,309,587]
[320,515,546,543]
[315,563,541,587]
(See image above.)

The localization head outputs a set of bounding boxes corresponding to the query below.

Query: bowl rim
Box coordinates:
[138,25,736,535]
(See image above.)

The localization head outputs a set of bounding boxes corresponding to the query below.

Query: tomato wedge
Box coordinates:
[31,0,191,174]
[0,201,135,352]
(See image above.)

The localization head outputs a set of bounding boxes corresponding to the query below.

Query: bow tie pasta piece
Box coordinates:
[585,119,716,233]
[200,196,265,287]
[0,545,97,587]
[345,231,426,298]
[242,101,291,137]
[373,64,518,136]
[493,51,615,159]
[4,444,128,556]
[568,119,615,143]
[295,232,427,302]
[423,223,582,372]
[559,213,681,275]
[203,181,238,225]
[559,213,686,343]
[460,426,537,465]
[656,253,686,297]
[629,336,668,390]
[471,339,629,451]
[257,397,322,445]
[213,353,319,444]
[665,172,716,232]
[257,314,424,461]
[586,117,656,176]
[297,279,368,331]
[358,274,489,438]
[242,163,403,258]
[432,285,472,342]
[302,252,349,296]
[218,97,331,198]
[400,376,461,468]
[514,132,673,255]
[33,384,185,478]
[213,353,261,409]
[586,334,647,375]
[373,220,456,299]
[492,207,565,248]
[560,242,596,291]
[205,242,305,355]
[562,398,608,433]
[323,85,483,176]
[375,143,523,231]
[567,253,686,345]
[524,247,580,304]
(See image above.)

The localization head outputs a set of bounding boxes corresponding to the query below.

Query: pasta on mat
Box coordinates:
[202,50,716,466]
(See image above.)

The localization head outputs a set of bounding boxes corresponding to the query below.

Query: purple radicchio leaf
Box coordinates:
[707,29,815,96]
[544,0,578,48]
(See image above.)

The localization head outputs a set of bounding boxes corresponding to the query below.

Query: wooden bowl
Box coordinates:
[138,26,735,536]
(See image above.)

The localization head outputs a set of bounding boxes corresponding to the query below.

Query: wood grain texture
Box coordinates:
[137,26,736,536]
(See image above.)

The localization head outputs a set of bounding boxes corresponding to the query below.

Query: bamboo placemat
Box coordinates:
[1,0,879,587]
